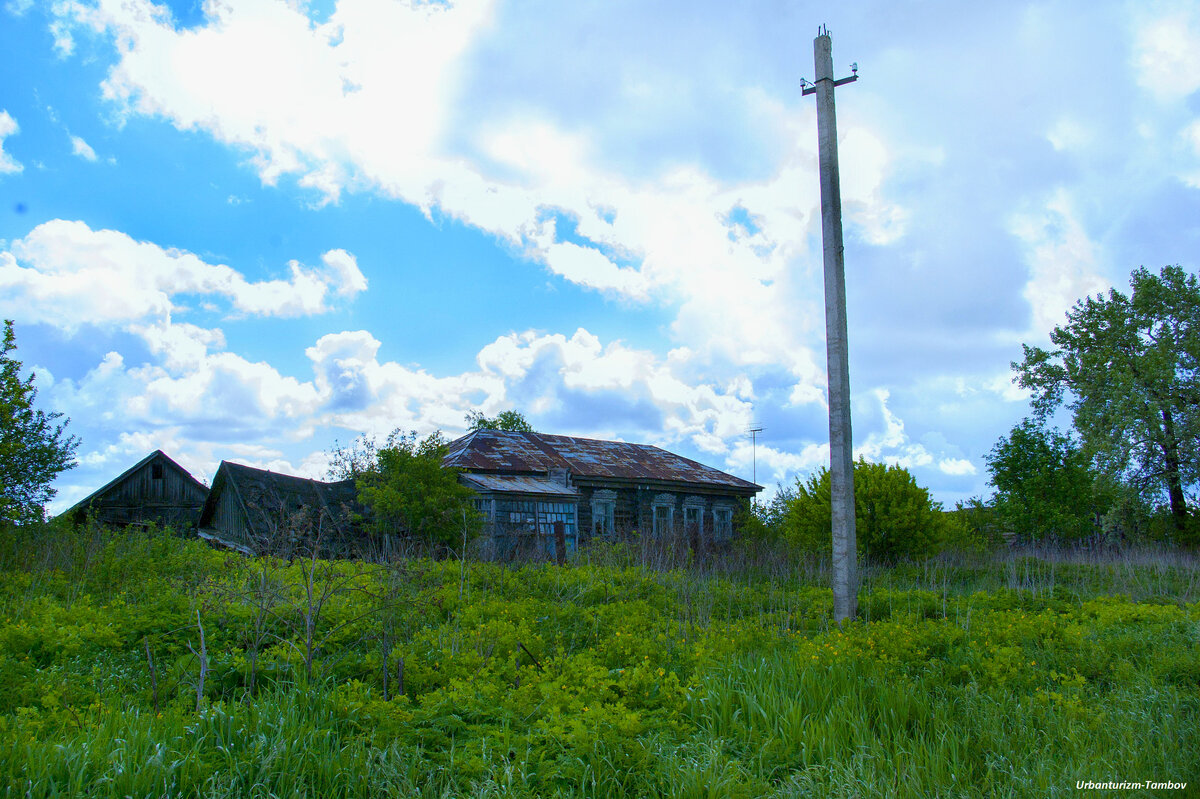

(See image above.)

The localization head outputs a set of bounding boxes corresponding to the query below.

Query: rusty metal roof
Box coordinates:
[460,473,579,498]
[444,430,761,493]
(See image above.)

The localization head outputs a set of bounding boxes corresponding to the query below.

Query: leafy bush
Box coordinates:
[781,458,949,560]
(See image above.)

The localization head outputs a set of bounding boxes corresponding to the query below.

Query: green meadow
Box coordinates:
[0,525,1196,798]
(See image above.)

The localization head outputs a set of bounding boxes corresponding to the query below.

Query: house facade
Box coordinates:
[63,450,208,530]
[443,430,762,558]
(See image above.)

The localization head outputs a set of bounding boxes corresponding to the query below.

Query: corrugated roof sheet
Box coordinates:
[444,430,761,493]
[460,472,580,497]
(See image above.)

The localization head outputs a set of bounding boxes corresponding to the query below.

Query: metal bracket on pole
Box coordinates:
[801,74,857,96]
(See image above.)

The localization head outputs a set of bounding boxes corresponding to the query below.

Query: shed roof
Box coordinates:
[460,472,580,498]
[444,430,760,494]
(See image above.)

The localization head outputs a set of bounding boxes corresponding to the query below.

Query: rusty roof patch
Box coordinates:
[444,430,760,493]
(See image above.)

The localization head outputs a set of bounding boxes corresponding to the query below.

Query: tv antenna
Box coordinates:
[746,425,765,486]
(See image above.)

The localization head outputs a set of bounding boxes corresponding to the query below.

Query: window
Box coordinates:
[151,463,164,480]
[652,494,675,537]
[684,505,703,543]
[712,506,733,541]
[591,490,617,537]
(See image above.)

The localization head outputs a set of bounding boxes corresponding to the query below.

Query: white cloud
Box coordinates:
[1010,189,1111,338]
[0,219,366,330]
[0,110,22,174]
[938,457,977,476]
[1133,7,1200,101]
[46,0,907,396]
[70,134,98,161]
[854,388,936,471]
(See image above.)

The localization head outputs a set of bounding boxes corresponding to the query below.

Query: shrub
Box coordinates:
[781,458,947,560]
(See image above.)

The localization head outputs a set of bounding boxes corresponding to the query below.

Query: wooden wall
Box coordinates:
[76,456,207,530]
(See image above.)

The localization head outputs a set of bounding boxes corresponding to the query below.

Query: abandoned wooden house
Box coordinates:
[63,450,208,530]
[196,461,363,556]
[443,429,762,558]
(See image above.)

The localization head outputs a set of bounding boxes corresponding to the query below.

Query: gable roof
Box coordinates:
[444,430,761,494]
[63,449,208,519]
[197,461,361,535]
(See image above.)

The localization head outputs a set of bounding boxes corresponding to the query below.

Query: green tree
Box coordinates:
[465,410,534,432]
[352,429,481,548]
[1014,265,1199,540]
[781,459,945,561]
[986,419,1107,543]
[1,320,79,526]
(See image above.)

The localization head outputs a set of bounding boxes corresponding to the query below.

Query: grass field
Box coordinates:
[0,525,1196,797]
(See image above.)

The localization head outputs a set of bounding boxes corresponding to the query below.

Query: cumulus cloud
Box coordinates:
[0,110,22,174]
[1010,189,1111,338]
[69,134,97,161]
[45,0,904,389]
[0,219,366,330]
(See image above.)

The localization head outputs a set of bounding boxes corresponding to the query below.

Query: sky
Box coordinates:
[2,0,1199,514]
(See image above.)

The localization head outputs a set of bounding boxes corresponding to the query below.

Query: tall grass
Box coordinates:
[0,522,1196,797]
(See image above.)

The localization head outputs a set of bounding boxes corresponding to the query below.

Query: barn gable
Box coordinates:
[63,450,208,529]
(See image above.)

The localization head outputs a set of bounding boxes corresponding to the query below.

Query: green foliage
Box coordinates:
[781,459,948,560]
[0,320,79,526]
[0,524,1197,797]
[355,429,481,548]
[1013,265,1200,541]
[736,483,795,543]
[986,419,1109,543]
[465,409,534,432]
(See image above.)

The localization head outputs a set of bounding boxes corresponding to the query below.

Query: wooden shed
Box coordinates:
[197,461,364,556]
[63,450,208,530]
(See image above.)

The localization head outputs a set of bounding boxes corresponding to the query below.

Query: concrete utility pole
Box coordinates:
[804,26,858,624]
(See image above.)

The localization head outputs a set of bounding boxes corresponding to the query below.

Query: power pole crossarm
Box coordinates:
[807,27,859,625]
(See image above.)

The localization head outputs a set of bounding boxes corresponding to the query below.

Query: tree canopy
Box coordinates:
[986,419,1107,543]
[465,410,534,432]
[1,321,79,526]
[1013,265,1199,540]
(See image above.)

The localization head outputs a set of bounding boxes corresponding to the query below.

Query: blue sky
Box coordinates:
[2,0,1199,513]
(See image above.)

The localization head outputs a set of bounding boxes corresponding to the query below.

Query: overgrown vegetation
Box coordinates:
[330,428,481,549]
[0,521,1195,797]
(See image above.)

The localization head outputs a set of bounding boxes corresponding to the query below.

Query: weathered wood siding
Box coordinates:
[204,484,251,548]
[74,456,207,529]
